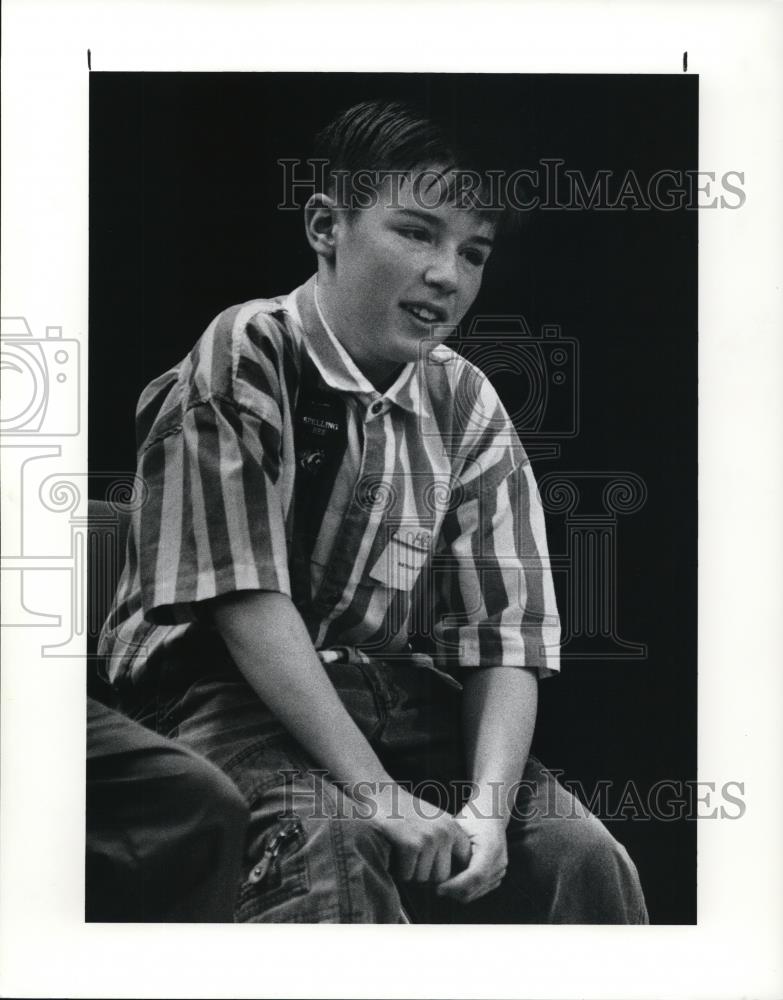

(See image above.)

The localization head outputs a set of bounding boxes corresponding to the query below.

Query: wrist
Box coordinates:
[460,781,515,828]
[343,775,405,826]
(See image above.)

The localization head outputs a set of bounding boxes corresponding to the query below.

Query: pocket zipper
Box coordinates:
[248,817,302,886]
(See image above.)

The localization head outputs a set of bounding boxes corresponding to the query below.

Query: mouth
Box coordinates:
[400,301,448,327]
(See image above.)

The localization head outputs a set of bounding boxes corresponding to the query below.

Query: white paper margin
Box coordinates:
[2,2,782,998]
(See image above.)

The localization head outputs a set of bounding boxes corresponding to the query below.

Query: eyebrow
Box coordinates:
[393,208,495,248]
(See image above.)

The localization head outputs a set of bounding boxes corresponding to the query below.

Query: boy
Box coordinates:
[99,99,647,923]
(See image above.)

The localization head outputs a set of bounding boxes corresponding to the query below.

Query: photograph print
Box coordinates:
[86,71,699,925]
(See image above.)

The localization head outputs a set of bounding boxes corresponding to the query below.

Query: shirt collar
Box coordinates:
[283,275,430,417]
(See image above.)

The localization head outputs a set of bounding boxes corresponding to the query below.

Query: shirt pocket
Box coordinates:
[367,527,432,592]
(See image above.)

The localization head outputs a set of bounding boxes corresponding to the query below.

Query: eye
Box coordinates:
[399,227,431,243]
[462,248,487,267]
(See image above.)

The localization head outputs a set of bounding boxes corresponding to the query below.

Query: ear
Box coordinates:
[304,193,340,260]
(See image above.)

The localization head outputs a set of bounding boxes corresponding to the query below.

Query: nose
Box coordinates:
[423,248,459,295]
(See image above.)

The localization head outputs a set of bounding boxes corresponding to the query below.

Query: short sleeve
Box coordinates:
[433,452,561,678]
[136,393,290,625]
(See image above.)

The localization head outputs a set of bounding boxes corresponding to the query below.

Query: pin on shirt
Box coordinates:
[294,392,346,478]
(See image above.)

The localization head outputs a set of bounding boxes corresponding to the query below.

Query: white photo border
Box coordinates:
[2,1,782,998]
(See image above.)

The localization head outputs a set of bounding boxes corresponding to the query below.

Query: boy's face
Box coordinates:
[322,170,495,385]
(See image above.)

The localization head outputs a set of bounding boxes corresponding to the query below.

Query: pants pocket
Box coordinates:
[236,811,310,921]
[223,740,314,922]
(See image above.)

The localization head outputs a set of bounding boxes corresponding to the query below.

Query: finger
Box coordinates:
[446,873,504,905]
[452,827,472,870]
[459,880,504,906]
[393,846,418,883]
[437,856,507,900]
[431,843,453,884]
[411,845,437,883]
[466,870,506,900]
[436,861,491,899]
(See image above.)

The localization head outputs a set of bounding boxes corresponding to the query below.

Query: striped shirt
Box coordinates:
[99,274,560,687]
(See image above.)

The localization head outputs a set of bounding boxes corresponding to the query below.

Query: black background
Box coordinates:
[89,72,697,923]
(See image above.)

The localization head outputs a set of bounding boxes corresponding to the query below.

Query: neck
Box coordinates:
[367,363,404,395]
[314,276,403,392]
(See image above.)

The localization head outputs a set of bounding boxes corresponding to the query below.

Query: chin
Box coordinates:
[393,334,429,363]
[396,346,424,367]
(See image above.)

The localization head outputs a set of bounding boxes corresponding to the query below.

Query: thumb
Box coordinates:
[452,825,472,870]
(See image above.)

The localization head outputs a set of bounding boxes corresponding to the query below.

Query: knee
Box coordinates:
[335,815,392,873]
[519,766,643,895]
[235,768,401,923]
[321,813,400,923]
[553,814,647,922]
[291,777,401,922]
[171,746,250,838]
[512,782,648,924]
[559,812,633,875]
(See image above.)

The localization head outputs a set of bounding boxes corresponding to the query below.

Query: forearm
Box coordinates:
[209,589,470,874]
[461,666,538,826]
[209,590,392,791]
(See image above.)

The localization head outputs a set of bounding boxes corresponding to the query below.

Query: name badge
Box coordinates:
[369,527,432,591]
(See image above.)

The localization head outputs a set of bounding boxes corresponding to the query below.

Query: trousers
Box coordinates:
[122,655,648,924]
[86,696,249,921]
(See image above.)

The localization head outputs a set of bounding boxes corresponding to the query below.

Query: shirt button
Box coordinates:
[370,401,384,415]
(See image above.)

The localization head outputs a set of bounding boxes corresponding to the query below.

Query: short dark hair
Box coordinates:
[313,99,508,228]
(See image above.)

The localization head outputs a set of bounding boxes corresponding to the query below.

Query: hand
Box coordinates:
[435,811,508,904]
[368,784,471,884]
